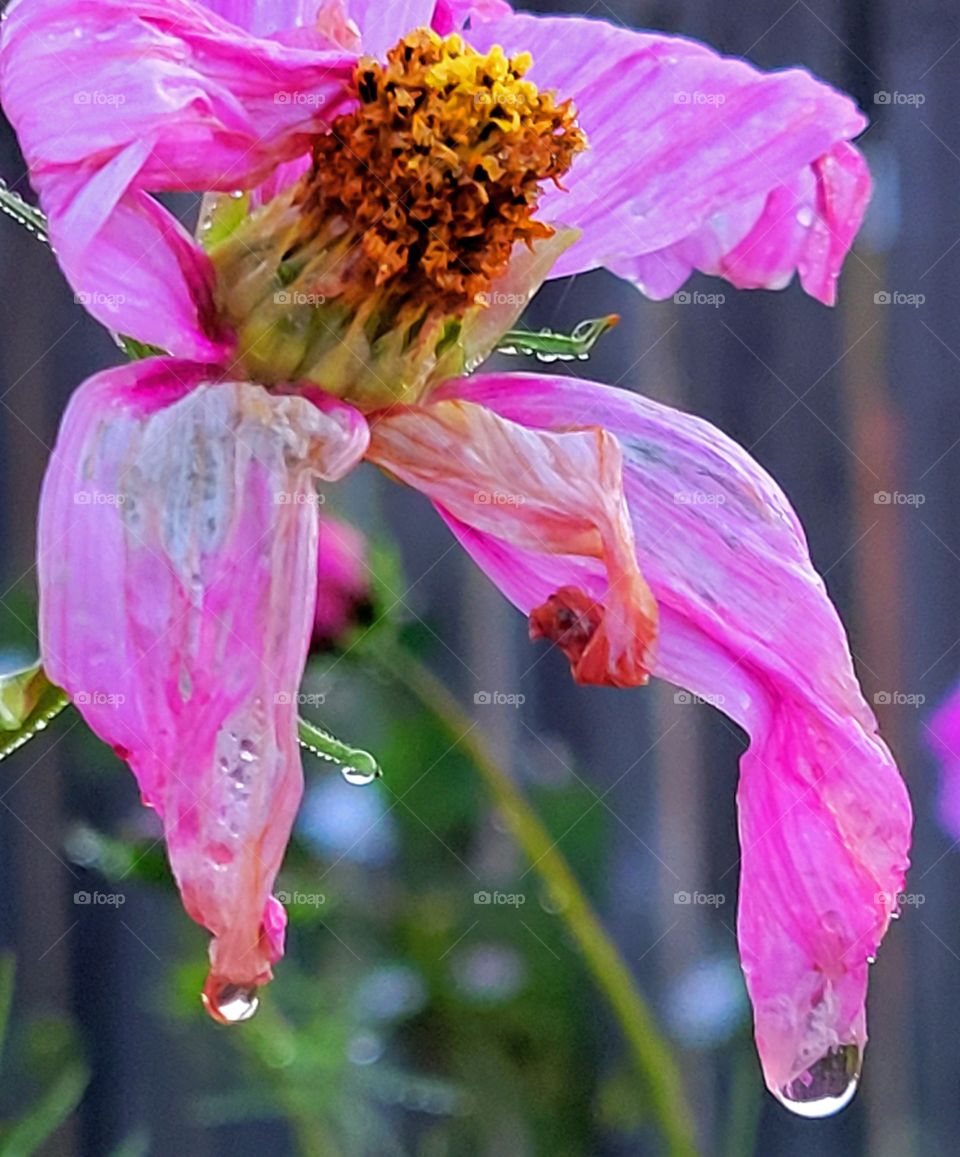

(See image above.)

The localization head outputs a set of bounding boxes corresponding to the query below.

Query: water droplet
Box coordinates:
[202,977,260,1024]
[239,738,258,763]
[774,1044,861,1118]
[229,189,245,200]
[796,206,815,227]
[341,750,380,786]
[866,954,877,965]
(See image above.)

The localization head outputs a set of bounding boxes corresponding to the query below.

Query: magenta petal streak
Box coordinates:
[38,359,368,996]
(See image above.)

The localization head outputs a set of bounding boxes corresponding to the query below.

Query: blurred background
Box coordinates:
[0,0,956,1153]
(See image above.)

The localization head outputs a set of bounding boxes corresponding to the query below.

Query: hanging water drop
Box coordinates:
[341,748,381,786]
[774,1044,861,1118]
[796,206,815,227]
[202,978,260,1024]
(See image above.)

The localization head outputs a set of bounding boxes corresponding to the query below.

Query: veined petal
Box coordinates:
[38,360,369,999]
[466,13,870,304]
[367,399,657,687]
[347,0,434,55]
[0,0,355,351]
[435,371,911,1098]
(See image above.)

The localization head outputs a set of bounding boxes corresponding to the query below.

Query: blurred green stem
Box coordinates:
[375,644,699,1157]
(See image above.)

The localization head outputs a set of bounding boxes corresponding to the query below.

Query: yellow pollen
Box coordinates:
[291,28,586,314]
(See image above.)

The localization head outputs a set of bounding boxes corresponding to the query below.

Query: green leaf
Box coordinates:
[1,1061,87,1156]
[494,314,619,362]
[0,181,48,245]
[0,665,70,763]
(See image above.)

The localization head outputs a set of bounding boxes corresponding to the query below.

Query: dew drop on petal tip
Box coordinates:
[202,979,260,1025]
[774,1044,861,1119]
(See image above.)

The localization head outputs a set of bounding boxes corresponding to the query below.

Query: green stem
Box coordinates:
[297,716,381,781]
[375,644,699,1157]
[0,180,48,243]
[494,314,619,362]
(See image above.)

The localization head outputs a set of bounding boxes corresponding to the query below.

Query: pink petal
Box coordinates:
[367,399,657,687]
[38,359,369,1002]
[313,515,371,645]
[434,371,911,1099]
[927,683,960,841]
[346,0,434,55]
[466,13,871,304]
[0,0,356,352]
[430,0,512,36]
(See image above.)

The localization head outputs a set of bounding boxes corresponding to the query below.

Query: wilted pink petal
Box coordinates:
[313,516,371,646]
[0,0,355,351]
[927,684,960,840]
[434,371,911,1101]
[467,13,870,304]
[367,399,657,687]
[38,359,369,1008]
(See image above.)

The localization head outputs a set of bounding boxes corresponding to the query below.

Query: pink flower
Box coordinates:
[312,515,372,647]
[1,0,910,1110]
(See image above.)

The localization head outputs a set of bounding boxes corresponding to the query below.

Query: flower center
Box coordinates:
[296,29,585,312]
[207,30,585,408]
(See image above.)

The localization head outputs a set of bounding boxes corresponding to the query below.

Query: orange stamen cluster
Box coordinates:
[294,29,586,313]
